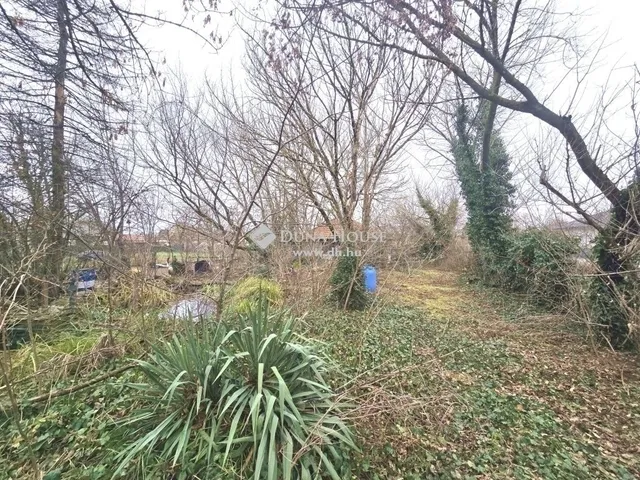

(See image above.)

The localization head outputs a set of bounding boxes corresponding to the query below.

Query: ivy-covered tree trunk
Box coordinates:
[591,180,640,348]
[416,189,458,259]
[329,248,368,311]
[452,104,515,281]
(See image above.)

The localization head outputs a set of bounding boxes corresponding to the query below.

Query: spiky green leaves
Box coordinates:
[114,300,354,479]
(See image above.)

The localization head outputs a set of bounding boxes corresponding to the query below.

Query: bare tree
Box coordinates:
[246,20,443,234]
[70,125,149,255]
[136,69,306,313]
[0,0,147,300]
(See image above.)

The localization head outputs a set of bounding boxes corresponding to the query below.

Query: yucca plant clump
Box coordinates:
[228,276,284,314]
[114,299,354,479]
[113,323,235,479]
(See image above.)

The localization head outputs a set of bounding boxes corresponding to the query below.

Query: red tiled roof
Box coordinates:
[311,219,362,240]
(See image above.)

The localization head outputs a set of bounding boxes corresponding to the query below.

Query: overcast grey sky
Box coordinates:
[141,0,640,81]
[138,0,640,225]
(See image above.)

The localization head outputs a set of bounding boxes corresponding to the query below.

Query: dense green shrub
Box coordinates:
[115,300,354,479]
[452,104,584,311]
[329,252,368,310]
[415,189,459,260]
[589,234,633,348]
[501,230,579,307]
[221,302,354,479]
[228,276,283,314]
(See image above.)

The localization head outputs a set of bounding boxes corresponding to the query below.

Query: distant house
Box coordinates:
[310,219,363,242]
[157,224,212,254]
[69,219,107,249]
[121,233,149,245]
[548,211,610,255]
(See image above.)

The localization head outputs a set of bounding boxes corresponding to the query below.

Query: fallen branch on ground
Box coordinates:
[24,363,136,405]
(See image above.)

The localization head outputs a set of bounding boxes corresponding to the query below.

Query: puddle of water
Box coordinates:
[162,297,217,322]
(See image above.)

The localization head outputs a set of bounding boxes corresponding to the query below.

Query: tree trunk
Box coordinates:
[593,183,640,347]
[47,0,69,297]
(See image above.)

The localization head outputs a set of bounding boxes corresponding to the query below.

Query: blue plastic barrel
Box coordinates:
[363,265,377,293]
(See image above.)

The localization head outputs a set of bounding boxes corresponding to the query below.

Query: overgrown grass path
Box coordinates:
[305,268,640,479]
